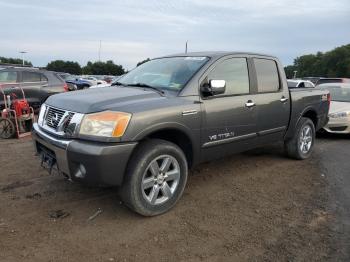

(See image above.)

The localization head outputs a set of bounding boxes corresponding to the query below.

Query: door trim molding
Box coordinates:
[257,126,286,136]
[202,133,257,148]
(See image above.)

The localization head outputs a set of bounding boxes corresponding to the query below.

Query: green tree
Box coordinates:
[137,58,151,67]
[0,56,32,66]
[82,60,125,75]
[284,44,350,78]
[46,60,82,74]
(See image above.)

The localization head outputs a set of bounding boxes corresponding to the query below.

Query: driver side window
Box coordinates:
[208,58,250,95]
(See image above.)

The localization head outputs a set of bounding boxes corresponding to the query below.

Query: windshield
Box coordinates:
[324,87,350,102]
[118,56,209,91]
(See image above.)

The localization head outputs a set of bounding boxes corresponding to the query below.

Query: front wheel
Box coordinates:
[120,139,188,216]
[285,117,315,160]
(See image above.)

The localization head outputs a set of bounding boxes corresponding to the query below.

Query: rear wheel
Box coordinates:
[285,117,315,159]
[120,139,188,216]
[0,119,15,139]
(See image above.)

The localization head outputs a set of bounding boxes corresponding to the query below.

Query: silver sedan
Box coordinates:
[319,83,350,134]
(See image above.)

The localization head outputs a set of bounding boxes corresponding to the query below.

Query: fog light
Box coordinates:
[75,164,86,178]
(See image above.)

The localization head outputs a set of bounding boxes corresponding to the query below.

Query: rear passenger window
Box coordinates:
[254,58,280,93]
[208,58,250,95]
[22,72,41,82]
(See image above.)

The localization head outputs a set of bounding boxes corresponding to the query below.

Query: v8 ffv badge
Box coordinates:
[209,131,235,141]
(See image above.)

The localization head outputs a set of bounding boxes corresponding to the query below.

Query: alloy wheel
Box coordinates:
[141,155,180,205]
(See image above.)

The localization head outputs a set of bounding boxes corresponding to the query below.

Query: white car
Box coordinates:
[89,76,122,89]
[287,79,315,88]
[82,76,108,86]
[319,83,350,133]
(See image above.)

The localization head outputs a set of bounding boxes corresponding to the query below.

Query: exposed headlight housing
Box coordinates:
[38,104,47,126]
[79,111,131,138]
[329,111,350,118]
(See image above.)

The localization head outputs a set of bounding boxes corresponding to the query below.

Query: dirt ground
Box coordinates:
[0,136,346,261]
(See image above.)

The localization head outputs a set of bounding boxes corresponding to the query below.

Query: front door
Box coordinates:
[200,57,258,161]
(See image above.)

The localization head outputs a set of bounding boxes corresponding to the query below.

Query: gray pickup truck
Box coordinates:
[32,52,329,216]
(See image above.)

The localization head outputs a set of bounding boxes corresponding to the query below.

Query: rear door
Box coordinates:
[200,56,258,161]
[20,71,47,109]
[251,57,290,142]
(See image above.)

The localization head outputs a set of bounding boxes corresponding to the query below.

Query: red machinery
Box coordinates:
[0,84,34,139]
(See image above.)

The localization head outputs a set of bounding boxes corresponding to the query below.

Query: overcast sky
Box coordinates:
[1,0,349,70]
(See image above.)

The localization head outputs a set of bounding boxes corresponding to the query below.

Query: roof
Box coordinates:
[1,67,56,74]
[157,51,277,60]
[2,67,40,71]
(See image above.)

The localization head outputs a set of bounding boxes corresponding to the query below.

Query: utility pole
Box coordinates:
[19,51,27,66]
[98,40,102,61]
[293,70,298,79]
[185,41,188,53]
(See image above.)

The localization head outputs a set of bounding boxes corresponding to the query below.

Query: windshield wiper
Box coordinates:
[125,83,165,95]
[111,81,126,86]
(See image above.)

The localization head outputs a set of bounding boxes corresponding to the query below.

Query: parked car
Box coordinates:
[319,83,350,133]
[81,76,98,86]
[32,52,329,216]
[316,78,350,86]
[91,75,109,85]
[89,75,123,89]
[103,75,115,83]
[287,79,315,88]
[302,77,324,85]
[0,67,67,110]
[58,73,91,90]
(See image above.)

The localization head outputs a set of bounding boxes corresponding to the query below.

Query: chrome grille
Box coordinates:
[63,112,75,132]
[46,107,65,129]
[39,104,83,137]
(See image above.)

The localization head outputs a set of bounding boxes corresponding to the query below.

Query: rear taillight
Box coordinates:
[63,83,68,92]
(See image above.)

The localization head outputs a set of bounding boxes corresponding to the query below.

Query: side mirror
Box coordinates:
[201,80,226,96]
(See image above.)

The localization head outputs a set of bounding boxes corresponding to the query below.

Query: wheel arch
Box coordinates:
[301,108,318,129]
[132,125,196,168]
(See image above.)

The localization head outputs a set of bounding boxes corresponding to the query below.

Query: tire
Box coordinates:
[120,139,188,216]
[284,117,315,160]
[0,119,16,139]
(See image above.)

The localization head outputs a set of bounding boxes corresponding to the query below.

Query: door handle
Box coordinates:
[245,101,256,108]
[280,97,288,103]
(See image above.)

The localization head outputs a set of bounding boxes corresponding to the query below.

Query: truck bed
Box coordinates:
[285,88,329,139]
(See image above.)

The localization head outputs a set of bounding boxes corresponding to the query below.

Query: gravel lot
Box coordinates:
[0,135,349,261]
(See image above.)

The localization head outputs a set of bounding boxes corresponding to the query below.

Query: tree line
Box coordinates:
[285,43,350,79]
[0,56,153,75]
[0,56,32,66]
[4,43,348,78]
[46,60,125,75]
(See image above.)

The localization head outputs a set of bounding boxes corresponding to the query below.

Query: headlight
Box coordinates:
[329,111,350,118]
[38,104,47,126]
[79,111,131,138]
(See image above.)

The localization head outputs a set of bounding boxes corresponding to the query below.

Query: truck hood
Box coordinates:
[45,86,165,113]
